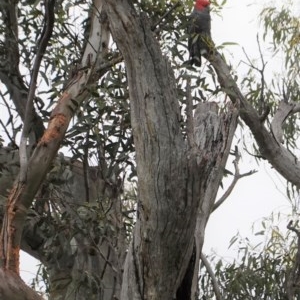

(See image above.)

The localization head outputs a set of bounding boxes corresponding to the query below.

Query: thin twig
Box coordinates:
[151,1,181,31]
[96,54,123,77]
[83,130,90,203]
[0,119,15,147]
[213,146,257,211]
[241,36,268,119]
[0,91,17,146]
[287,220,300,300]
[19,0,56,182]
[256,35,268,117]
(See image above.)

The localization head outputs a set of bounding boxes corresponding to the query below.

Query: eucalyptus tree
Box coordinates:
[0,0,299,299]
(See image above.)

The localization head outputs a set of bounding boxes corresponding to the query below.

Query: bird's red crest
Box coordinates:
[195,0,210,10]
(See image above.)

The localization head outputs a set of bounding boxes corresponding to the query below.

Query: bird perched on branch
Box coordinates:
[188,0,212,66]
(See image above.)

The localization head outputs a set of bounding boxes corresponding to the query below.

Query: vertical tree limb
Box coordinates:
[19,0,56,182]
[0,0,110,274]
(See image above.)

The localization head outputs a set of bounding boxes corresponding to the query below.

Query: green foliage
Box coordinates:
[0,0,231,159]
[199,212,300,299]
[261,5,300,76]
[230,2,299,163]
[1,0,300,296]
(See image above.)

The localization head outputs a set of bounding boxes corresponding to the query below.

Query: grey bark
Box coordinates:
[208,52,300,188]
[1,0,297,299]
[104,1,238,299]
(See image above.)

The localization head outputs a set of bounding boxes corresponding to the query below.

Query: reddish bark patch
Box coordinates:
[38,114,67,146]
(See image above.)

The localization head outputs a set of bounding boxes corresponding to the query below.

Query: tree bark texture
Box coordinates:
[0,0,122,298]
[0,147,126,300]
[0,269,43,300]
[4,0,294,298]
[0,0,110,282]
[104,1,238,299]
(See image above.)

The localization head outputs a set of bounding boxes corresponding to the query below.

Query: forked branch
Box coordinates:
[207,51,300,188]
[213,146,257,212]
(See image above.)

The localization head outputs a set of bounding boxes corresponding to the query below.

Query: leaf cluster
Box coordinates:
[200,212,300,299]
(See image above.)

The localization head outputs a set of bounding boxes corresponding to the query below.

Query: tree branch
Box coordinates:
[270,81,300,145]
[242,35,269,119]
[81,0,110,69]
[213,146,257,212]
[151,1,181,31]
[200,252,223,300]
[207,51,300,188]
[0,269,43,300]
[19,0,56,182]
[0,0,45,142]
[271,100,294,144]
[0,90,17,146]
[0,0,111,274]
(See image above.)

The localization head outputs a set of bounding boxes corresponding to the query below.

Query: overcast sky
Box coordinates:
[204,0,299,258]
[19,0,300,286]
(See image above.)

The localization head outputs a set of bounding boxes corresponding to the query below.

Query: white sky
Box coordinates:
[18,0,300,287]
[204,0,300,258]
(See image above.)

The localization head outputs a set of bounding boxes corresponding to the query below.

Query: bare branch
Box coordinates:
[96,53,123,76]
[0,91,17,147]
[242,35,269,119]
[256,35,268,118]
[213,146,257,212]
[200,252,224,300]
[81,0,110,69]
[83,131,90,203]
[271,81,300,144]
[0,0,111,273]
[207,50,300,188]
[0,119,14,147]
[271,100,294,144]
[0,269,43,300]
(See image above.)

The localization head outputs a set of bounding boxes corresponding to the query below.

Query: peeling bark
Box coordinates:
[0,147,126,300]
[271,100,294,144]
[0,71,89,272]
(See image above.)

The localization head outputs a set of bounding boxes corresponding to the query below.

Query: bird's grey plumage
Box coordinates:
[188,6,211,66]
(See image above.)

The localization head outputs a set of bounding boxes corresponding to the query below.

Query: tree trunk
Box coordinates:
[0,0,241,298]
[104,1,238,299]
